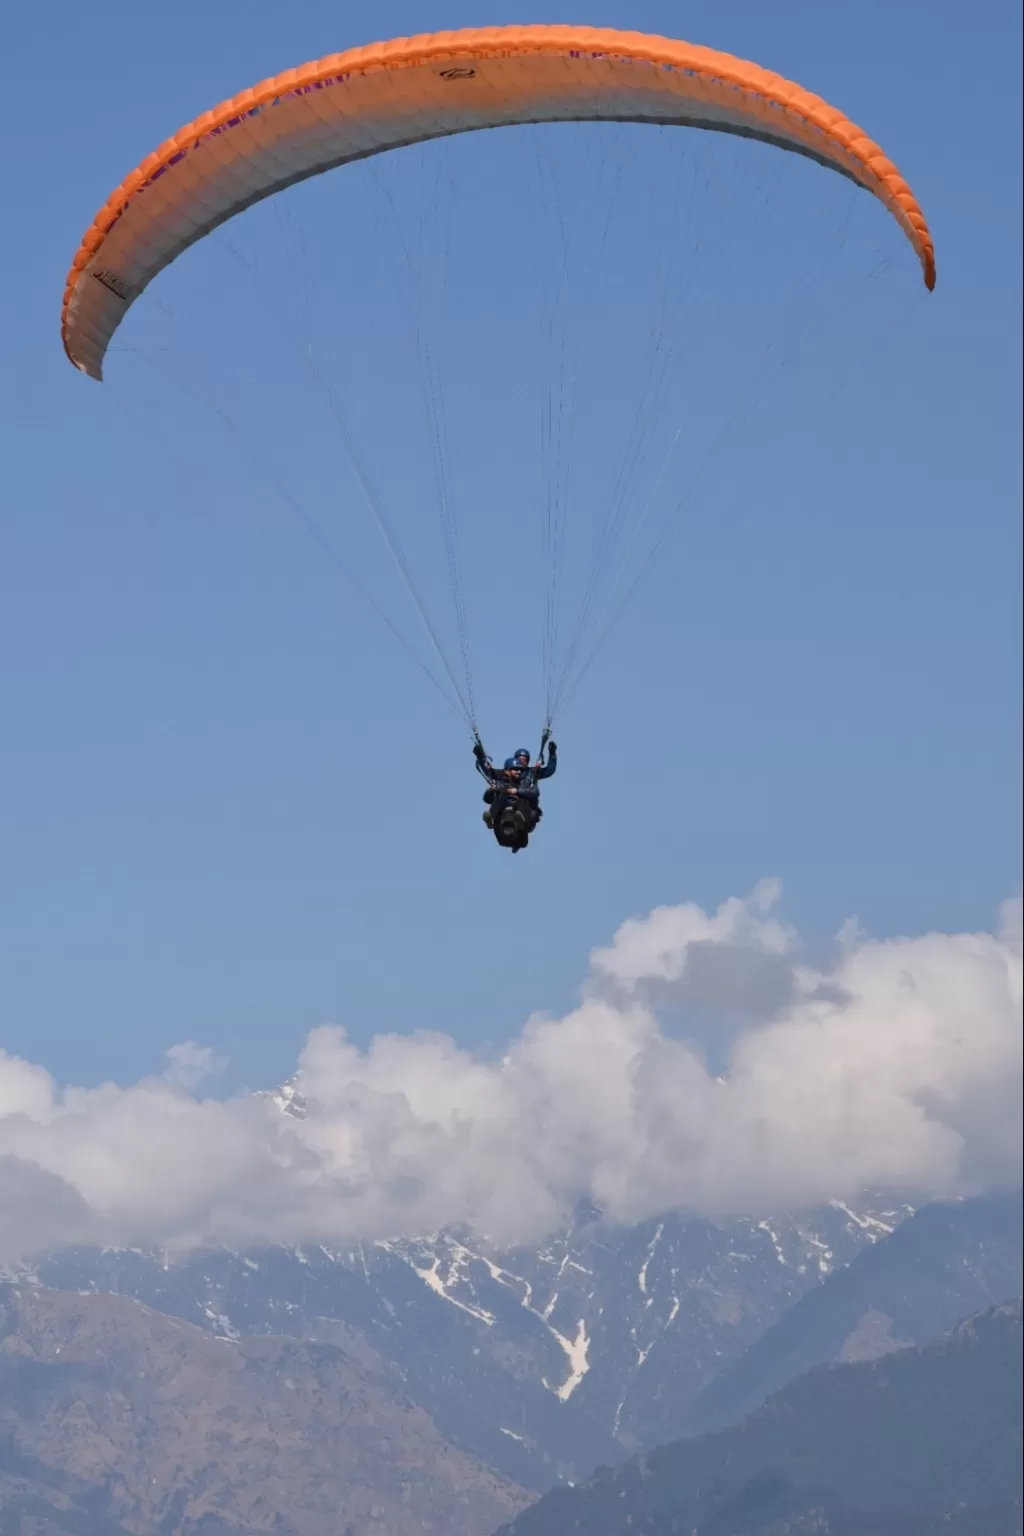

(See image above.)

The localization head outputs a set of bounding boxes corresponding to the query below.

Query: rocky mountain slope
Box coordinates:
[496,1300,1024,1535]
[693,1190,1023,1432]
[0,1284,529,1536]
[3,1194,1017,1532]
[22,1198,906,1489]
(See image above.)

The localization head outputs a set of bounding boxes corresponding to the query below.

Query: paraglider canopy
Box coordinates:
[62,23,935,381]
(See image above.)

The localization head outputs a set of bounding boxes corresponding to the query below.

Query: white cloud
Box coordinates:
[0,885,1020,1260]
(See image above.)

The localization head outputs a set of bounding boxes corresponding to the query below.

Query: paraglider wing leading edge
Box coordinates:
[62,23,935,381]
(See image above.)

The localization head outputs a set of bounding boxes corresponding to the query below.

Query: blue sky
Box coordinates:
[1,0,1020,1094]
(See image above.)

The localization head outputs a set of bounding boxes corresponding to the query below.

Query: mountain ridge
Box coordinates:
[5,1191,1018,1496]
[10,1197,908,1488]
[495,1298,1024,1535]
[0,1282,529,1536]
[693,1190,1023,1432]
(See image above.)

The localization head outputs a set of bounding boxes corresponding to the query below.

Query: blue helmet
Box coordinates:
[505,748,531,770]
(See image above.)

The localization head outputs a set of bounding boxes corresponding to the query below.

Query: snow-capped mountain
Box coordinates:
[20,1195,906,1489]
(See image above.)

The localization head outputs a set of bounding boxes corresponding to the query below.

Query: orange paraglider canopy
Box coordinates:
[62,24,934,381]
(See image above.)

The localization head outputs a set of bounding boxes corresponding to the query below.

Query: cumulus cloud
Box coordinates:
[0,884,1020,1260]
